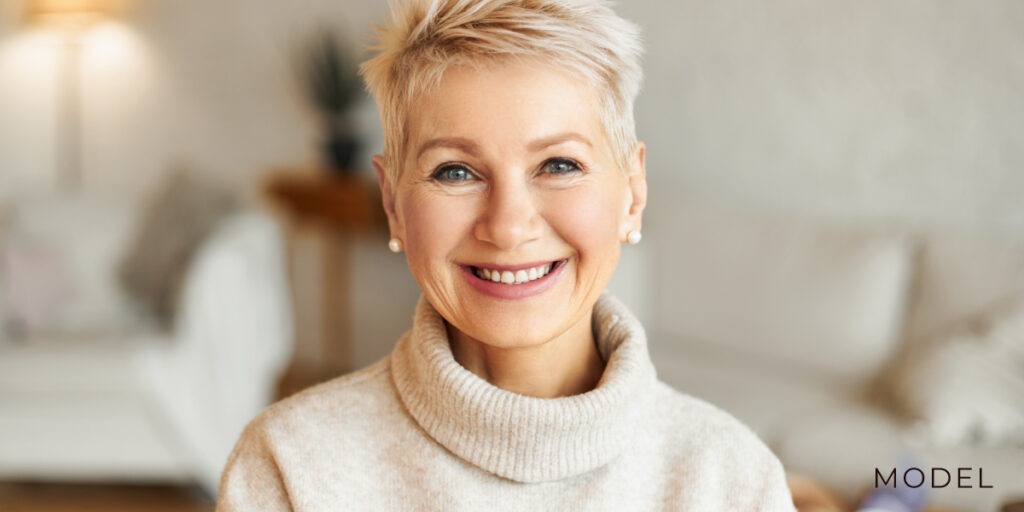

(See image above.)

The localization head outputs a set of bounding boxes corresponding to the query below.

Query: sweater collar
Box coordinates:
[390,292,657,483]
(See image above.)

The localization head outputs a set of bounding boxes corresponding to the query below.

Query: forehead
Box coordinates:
[405,61,606,154]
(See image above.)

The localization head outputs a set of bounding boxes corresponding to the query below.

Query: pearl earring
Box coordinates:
[388,238,403,253]
[626,229,642,245]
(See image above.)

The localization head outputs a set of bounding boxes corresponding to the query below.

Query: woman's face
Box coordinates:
[376,61,646,349]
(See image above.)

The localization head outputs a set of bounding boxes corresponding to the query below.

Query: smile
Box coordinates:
[458,259,568,300]
[473,263,554,284]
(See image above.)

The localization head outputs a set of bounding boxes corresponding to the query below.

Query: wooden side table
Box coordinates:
[262,168,388,399]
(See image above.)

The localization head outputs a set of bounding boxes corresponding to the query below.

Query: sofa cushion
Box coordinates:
[0,332,187,480]
[775,401,1024,512]
[0,195,150,339]
[651,199,915,389]
[773,401,909,503]
[649,333,851,443]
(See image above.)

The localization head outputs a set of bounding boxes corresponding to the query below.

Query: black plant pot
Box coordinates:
[323,134,361,174]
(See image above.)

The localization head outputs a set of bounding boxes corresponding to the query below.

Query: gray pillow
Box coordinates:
[118,168,240,329]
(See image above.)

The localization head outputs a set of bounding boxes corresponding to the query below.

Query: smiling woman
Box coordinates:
[385,61,634,398]
[217,1,796,510]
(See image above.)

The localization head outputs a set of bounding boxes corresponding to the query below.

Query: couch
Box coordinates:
[646,198,1024,512]
[0,192,293,495]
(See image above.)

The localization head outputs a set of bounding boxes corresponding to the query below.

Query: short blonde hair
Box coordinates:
[360,0,644,184]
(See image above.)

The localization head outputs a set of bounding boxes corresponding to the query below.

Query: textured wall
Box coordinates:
[0,0,389,196]
[3,0,1021,228]
[1,0,1021,367]
[617,0,1024,241]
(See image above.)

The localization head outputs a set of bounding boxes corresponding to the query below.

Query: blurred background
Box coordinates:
[0,1,1022,511]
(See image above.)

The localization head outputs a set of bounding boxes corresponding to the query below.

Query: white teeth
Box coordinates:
[473,261,559,285]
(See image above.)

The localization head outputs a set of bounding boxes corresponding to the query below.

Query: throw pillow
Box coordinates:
[118,167,240,329]
[899,295,1024,447]
[0,235,76,338]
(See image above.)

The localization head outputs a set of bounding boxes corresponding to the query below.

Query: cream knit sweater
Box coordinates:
[218,293,796,511]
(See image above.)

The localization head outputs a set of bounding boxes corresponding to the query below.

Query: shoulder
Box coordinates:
[649,381,796,511]
[650,380,780,465]
[651,380,769,447]
[243,357,397,443]
[218,358,405,509]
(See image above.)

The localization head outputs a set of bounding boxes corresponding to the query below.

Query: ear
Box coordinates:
[374,155,404,241]
[621,141,648,237]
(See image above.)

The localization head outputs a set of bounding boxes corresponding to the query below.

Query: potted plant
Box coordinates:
[295,28,364,174]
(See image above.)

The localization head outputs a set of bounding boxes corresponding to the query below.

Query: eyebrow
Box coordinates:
[526,132,593,152]
[415,132,593,160]
[416,137,479,160]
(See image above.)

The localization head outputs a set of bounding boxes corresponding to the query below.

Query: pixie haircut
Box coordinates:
[360,0,644,185]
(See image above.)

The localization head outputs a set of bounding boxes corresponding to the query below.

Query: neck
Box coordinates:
[446,312,606,398]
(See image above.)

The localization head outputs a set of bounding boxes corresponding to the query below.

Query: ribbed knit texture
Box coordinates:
[218,292,797,511]
[391,292,657,483]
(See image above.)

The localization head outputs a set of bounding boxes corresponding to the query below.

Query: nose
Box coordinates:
[473,175,543,250]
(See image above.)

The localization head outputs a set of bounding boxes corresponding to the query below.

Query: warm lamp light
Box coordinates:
[22,0,125,191]
[25,0,116,23]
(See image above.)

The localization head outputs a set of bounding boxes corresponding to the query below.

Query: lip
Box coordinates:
[459,259,568,300]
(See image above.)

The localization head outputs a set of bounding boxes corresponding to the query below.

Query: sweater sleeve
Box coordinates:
[217,421,294,512]
[732,429,798,512]
[752,448,798,512]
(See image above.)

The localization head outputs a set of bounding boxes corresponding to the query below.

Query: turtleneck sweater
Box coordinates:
[218,293,796,511]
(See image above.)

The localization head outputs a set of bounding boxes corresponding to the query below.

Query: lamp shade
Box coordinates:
[24,0,117,22]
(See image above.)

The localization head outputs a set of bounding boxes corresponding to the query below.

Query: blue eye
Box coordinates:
[432,165,474,182]
[544,158,581,176]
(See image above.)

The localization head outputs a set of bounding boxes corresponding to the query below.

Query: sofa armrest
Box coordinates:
[144,209,293,494]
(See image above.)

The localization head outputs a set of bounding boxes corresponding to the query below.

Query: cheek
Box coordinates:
[545,184,622,259]
[399,191,474,273]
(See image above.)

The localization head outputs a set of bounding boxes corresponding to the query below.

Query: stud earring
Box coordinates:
[626,229,642,245]
[388,238,403,253]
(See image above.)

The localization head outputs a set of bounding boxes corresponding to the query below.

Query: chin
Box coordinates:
[465,318,564,349]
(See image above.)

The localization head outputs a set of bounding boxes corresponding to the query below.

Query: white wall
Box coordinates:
[2,0,1022,367]
[616,0,1024,242]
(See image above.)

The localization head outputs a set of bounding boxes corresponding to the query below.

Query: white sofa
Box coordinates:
[646,198,1024,512]
[0,194,293,495]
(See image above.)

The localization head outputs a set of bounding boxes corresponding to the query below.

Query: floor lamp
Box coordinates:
[24,0,116,192]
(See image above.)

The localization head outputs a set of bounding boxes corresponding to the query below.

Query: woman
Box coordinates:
[219,0,795,510]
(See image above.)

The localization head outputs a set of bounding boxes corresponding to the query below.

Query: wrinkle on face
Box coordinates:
[375,60,645,397]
